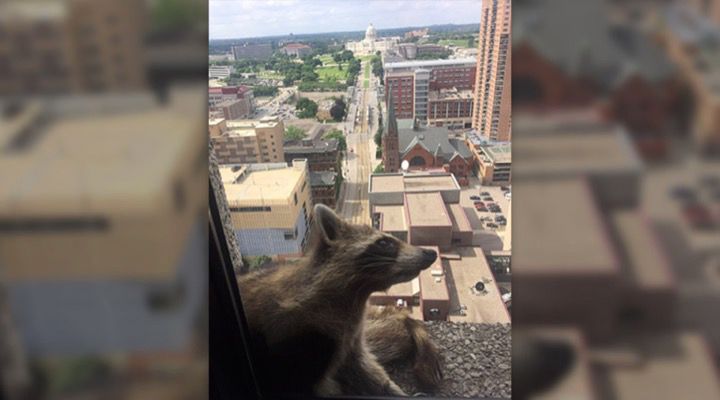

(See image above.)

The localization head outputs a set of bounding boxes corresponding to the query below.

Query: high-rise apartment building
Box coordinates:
[0,0,147,95]
[472,0,511,142]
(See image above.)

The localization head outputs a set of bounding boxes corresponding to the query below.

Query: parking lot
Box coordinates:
[458,177,512,251]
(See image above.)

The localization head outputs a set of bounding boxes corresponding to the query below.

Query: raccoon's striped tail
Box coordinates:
[365,307,444,391]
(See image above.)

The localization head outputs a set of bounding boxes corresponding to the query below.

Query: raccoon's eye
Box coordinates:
[376,238,396,251]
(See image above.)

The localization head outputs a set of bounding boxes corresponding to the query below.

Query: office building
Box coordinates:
[472,0,511,142]
[209,65,233,79]
[384,58,476,122]
[208,85,254,120]
[309,171,337,209]
[0,0,147,95]
[221,160,312,258]
[476,142,511,185]
[210,116,285,165]
[427,87,474,129]
[283,138,340,172]
[231,43,273,60]
[281,43,312,58]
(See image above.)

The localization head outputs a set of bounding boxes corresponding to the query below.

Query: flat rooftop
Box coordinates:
[405,192,451,228]
[512,177,618,275]
[384,57,477,70]
[418,246,449,301]
[0,89,205,216]
[220,165,303,203]
[448,203,472,233]
[374,205,407,232]
[611,210,675,290]
[513,113,642,176]
[606,333,720,399]
[481,142,512,164]
[428,88,474,101]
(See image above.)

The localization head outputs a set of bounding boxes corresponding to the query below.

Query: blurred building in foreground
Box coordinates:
[0,0,147,95]
[472,0,512,142]
[220,160,312,259]
[660,4,720,155]
[513,0,684,160]
[0,86,207,398]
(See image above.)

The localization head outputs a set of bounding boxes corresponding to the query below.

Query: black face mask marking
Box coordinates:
[356,236,401,268]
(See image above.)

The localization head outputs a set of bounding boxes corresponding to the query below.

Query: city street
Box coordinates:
[337,60,377,225]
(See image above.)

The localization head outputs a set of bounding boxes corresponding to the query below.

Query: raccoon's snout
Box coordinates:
[419,249,437,268]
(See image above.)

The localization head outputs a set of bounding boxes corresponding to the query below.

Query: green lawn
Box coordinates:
[437,39,473,48]
[357,54,374,62]
[317,66,349,83]
[363,79,369,88]
[318,54,335,65]
[364,63,370,78]
[257,69,284,79]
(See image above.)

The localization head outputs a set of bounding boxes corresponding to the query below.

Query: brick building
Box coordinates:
[427,87,474,129]
[209,86,254,120]
[283,138,340,172]
[382,99,473,182]
[309,171,337,209]
[384,58,476,122]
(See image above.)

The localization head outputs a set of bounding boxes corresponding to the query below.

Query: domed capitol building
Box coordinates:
[345,23,399,55]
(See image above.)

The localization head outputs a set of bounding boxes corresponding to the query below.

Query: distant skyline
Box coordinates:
[209,0,482,40]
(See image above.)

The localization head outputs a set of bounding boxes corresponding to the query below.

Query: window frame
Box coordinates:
[209,179,503,400]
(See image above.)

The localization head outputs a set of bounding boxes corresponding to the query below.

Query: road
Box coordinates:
[338,61,377,226]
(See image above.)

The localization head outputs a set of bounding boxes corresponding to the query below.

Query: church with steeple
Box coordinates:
[382,88,474,181]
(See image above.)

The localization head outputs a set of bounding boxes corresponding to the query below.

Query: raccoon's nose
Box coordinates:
[421,249,437,265]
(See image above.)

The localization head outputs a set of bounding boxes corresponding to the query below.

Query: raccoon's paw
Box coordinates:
[412,392,429,397]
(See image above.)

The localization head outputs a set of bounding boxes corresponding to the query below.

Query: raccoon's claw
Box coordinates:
[412,392,428,397]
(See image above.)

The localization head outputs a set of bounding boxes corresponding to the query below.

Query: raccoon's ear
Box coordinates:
[313,203,344,243]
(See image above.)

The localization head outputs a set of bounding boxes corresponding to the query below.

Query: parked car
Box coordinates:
[483,197,493,202]
[500,186,511,192]
[480,191,490,196]
[670,185,697,202]
[486,222,498,229]
[505,192,512,200]
[473,201,485,207]
[470,195,481,201]
[495,215,506,222]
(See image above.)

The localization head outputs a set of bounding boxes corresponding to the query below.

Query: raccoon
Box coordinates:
[237,204,443,396]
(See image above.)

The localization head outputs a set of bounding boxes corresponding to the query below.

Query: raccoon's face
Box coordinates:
[311,204,438,292]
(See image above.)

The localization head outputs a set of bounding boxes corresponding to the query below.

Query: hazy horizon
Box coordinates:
[209,0,482,40]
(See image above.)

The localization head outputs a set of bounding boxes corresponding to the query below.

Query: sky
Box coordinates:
[209,0,482,40]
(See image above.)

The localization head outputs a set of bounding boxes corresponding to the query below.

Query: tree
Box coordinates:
[341,50,354,62]
[332,53,342,65]
[284,125,307,140]
[374,164,384,173]
[324,129,347,151]
[329,98,347,122]
[374,126,383,147]
[295,97,318,118]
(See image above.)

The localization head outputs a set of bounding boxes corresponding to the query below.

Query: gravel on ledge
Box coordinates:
[385,322,511,399]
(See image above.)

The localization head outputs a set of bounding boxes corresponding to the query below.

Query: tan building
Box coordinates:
[221,160,312,258]
[472,0,511,142]
[0,86,207,356]
[477,142,511,185]
[0,0,147,95]
[210,116,285,165]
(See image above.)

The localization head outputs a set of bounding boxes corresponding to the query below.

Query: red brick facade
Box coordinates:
[385,74,415,119]
[401,144,471,180]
